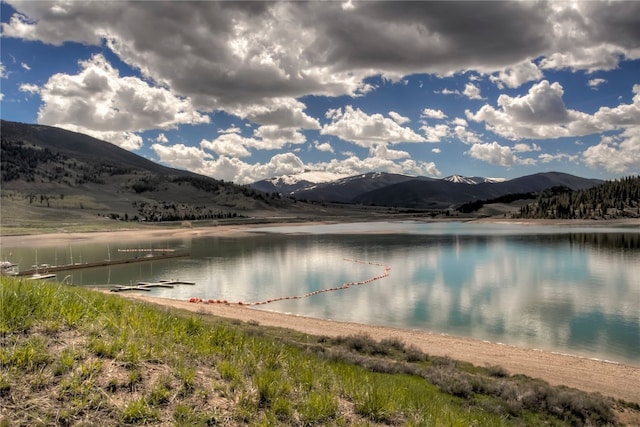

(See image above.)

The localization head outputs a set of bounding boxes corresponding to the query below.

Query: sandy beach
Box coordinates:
[3,220,640,404]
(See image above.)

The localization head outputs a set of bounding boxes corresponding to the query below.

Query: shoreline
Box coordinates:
[3,219,640,403]
[119,293,640,403]
[2,217,639,247]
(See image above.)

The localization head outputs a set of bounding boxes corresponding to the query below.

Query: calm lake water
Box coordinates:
[3,221,639,365]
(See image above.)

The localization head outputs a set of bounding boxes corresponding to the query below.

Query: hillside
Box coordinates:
[0,121,340,231]
[513,176,640,219]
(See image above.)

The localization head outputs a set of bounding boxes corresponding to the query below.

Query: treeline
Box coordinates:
[514,176,640,219]
[131,200,241,222]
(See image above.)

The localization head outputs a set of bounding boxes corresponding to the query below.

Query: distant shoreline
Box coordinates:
[2,217,639,247]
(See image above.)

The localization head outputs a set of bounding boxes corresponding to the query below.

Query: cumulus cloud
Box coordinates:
[469,81,640,141]
[153,139,440,183]
[436,88,461,96]
[490,59,542,89]
[35,54,209,148]
[588,78,606,89]
[20,62,30,70]
[218,126,241,134]
[453,125,482,145]
[19,82,39,94]
[154,133,168,144]
[5,0,640,112]
[583,127,640,173]
[388,111,410,125]
[463,83,482,100]
[420,123,450,143]
[539,152,578,164]
[314,141,334,153]
[0,63,6,78]
[467,141,535,167]
[421,108,447,120]
[513,143,541,152]
[200,134,253,158]
[322,105,425,147]
[432,148,441,154]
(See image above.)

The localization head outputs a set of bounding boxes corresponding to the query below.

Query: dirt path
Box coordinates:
[122,294,640,404]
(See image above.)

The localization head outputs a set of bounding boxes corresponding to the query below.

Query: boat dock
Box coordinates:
[13,251,190,277]
[110,279,196,292]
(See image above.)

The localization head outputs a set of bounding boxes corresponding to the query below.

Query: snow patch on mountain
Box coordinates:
[444,175,506,184]
[269,170,348,186]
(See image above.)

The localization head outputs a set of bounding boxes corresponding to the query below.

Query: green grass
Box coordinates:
[0,277,624,426]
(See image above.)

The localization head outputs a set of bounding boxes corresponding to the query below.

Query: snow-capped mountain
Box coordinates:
[250,170,348,194]
[444,175,507,184]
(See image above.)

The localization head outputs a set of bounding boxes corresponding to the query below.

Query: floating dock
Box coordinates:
[110,279,196,292]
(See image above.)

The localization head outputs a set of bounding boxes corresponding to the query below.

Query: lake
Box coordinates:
[3,221,639,365]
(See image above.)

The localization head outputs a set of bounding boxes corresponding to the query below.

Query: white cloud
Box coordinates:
[490,59,542,89]
[154,133,168,144]
[452,117,468,127]
[218,126,241,134]
[251,125,307,149]
[588,78,606,90]
[467,141,535,167]
[513,143,541,152]
[370,143,410,161]
[322,105,425,148]
[420,123,450,143]
[454,126,481,145]
[200,133,253,158]
[469,81,640,142]
[437,88,461,96]
[314,141,334,153]
[153,139,441,183]
[20,62,30,70]
[35,54,209,148]
[388,111,410,125]
[228,98,320,129]
[583,127,640,173]
[0,63,6,78]
[432,148,441,154]
[19,82,39,94]
[421,108,447,120]
[463,83,482,100]
[539,152,578,164]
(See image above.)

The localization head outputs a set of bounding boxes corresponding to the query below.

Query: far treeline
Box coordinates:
[459,176,640,219]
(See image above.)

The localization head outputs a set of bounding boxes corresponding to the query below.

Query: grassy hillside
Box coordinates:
[1,277,626,426]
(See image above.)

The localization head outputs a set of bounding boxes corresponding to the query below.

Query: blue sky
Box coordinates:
[1,1,639,184]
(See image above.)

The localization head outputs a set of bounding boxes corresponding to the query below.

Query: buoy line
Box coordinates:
[188,258,391,307]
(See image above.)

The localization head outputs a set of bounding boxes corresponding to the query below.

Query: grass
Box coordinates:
[0,277,629,426]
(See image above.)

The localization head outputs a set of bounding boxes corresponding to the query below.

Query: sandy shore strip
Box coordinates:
[119,293,640,404]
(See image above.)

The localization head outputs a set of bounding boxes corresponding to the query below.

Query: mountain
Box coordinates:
[251,170,347,195]
[253,170,603,209]
[353,172,603,209]
[291,172,427,203]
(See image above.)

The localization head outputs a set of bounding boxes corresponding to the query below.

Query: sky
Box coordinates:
[1,1,639,184]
